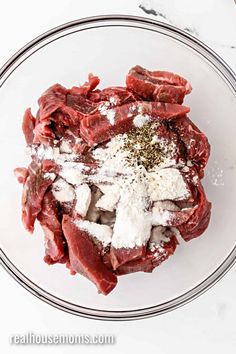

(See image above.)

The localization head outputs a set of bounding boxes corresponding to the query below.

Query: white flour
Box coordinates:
[44,172,56,180]
[95,183,120,212]
[75,184,91,217]
[74,219,112,247]
[133,114,150,128]
[35,120,190,249]
[52,178,75,203]
[98,102,116,125]
[147,168,190,201]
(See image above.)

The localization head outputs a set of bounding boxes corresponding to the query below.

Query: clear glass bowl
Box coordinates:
[0,15,236,321]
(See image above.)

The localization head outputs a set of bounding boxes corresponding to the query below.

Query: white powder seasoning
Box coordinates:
[60,140,72,154]
[74,219,112,247]
[147,168,190,201]
[52,178,75,203]
[98,102,116,125]
[106,110,116,125]
[150,226,170,244]
[133,114,150,128]
[95,184,120,212]
[44,172,56,180]
[112,180,152,249]
[75,184,91,217]
[59,162,89,185]
[35,119,192,249]
[152,207,172,226]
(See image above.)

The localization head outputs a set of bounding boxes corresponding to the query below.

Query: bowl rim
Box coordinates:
[0,14,236,321]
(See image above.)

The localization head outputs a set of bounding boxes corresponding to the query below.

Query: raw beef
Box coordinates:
[21,160,55,232]
[22,108,36,144]
[126,65,192,104]
[116,234,178,275]
[170,115,210,177]
[37,191,65,263]
[80,101,190,146]
[110,245,146,270]
[62,215,117,295]
[15,65,211,295]
[177,183,212,241]
[14,167,29,184]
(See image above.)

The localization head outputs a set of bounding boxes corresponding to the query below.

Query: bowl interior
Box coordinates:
[0,18,236,317]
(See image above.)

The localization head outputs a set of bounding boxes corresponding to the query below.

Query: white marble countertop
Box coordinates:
[0,1,236,353]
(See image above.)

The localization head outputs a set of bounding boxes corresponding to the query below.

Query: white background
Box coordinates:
[0,1,236,353]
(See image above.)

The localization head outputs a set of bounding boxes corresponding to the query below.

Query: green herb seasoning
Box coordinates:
[122,122,173,171]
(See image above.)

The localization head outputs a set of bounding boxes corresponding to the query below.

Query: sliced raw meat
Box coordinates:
[62,215,117,295]
[14,167,29,184]
[15,66,211,295]
[37,191,65,262]
[42,159,59,174]
[126,65,192,103]
[33,120,55,144]
[80,101,190,146]
[69,74,100,97]
[22,108,36,144]
[110,245,146,270]
[88,89,102,102]
[116,234,178,275]
[170,115,210,177]
[44,254,68,265]
[21,160,56,232]
[177,183,212,241]
[38,84,67,120]
[152,200,197,227]
[152,85,187,104]
[65,94,97,117]
[99,86,140,105]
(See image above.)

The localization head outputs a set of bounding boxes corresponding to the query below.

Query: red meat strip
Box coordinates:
[116,234,178,275]
[110,245,146,270]
[69,74,100,97]
[87,89,101,102]
[42,159,60,174]
[152,203,197,227]
[22,108,36,144]
[170,115,210,177]
[62,215,117,295]
[33,120,55,144]
[99,86,140,105]
[177,183,212,241]
[80,101,190,146]
[65,94,97,117]
[34,81,101,144]
[37,191,65,263]
[14,167,29,184]
[38,84,67,120]
[21,160,55,233]
[126,65,192,104]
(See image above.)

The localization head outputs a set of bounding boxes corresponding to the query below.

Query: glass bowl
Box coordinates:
[0,15,236,321]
